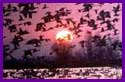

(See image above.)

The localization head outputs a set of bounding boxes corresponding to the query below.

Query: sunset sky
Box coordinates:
[3,3,122,61]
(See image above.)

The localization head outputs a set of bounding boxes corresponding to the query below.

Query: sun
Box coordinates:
[56,30,73,42]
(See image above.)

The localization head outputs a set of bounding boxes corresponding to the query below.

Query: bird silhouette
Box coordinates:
[111,40,119,50]
[83,3,93,12]
[26,38,41,47]
[101,20,114,30]
[35,22,46,32]
[39,35,51,42]
[42,4,48,9]
[101,28,105,32]
[11,35,24,50]
[106,20,115,30]
[4,18,13,27]
[87,19,97,30]
[118,42,122,50]
[78,9,82,12]
[47,27,54,31]
[80,17,87,24]
[19,4,37,19]
[24,21,32,26]
[56,8,71,16]
[23,50,33,60]
[93,35,106,47]
[112,18,119,23]
[92,35,100,42]
[17,28,29,35]
[26,35,50,47]
[104,11,111,18]
[113,4,120,16]
[12,6,18,12]
[79,40,85,48]
[3,4,12,16]
[65,18,74,25]
[85,13,90,19]
[24,50,32,56]
[39,35,44,41]
[94,9,98,14]
[53,11,61,23]
[59,7,65,11]
[74,32,81,38]
[19,15,24,21]
[114,29,119,35]
[8,24,17,32]
[42,12,53,23]
[30,3,38,10]
[97,10,111,22]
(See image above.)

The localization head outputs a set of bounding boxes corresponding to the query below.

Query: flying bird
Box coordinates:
[3,4,11,16]
[101,28,105,32]
[87,19,97,30]
[24,50,32,56]
[114,29,119,35]
[42,4,48,9]
[59,7,65,11]
[85,13,90,19]
[8,24,17,32]
[19,15,24,21]
[26,39,41,47]
[12,6,18,12]
[42,12,53,23]
[79,40,85,48]
[11,35,24,50]
[19,4,37,19]
[83,3,93,12]
[24,21,32,26]
[97,10,111,22]
[94,9,98,14]
[112,18,119,23]
[113,4,120,16]
[80,17,87,24]
[4,18,13,27]
[35,22,46,32]
[17,28,29,35]
[106,20,115,30]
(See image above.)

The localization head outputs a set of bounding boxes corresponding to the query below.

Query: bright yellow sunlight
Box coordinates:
[56,30,73,43]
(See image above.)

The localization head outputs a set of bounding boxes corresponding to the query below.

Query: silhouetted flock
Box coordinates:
[3,3,122,68]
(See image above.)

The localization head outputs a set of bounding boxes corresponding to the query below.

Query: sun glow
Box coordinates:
[56,30,73,42]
